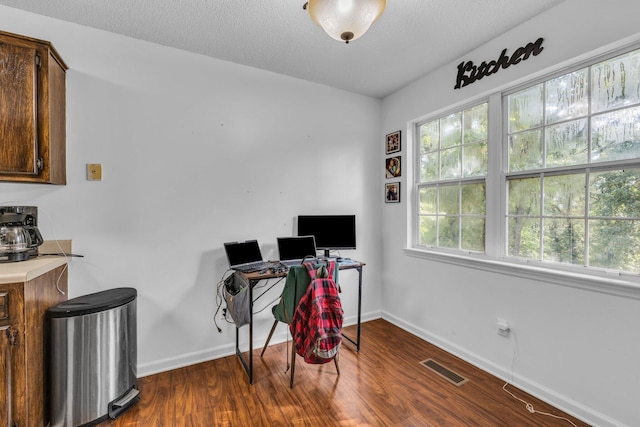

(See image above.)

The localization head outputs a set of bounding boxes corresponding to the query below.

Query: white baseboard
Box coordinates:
[137,309,382,378]
[137,343,236,378]
[381,311,624,427]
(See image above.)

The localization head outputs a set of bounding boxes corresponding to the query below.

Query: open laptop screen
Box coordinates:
[224,240,263,268]
[277,236,317,262]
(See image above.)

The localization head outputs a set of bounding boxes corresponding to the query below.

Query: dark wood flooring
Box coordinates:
[104,319,590,426]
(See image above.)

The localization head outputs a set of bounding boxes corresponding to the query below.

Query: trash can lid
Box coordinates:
[48,287,137,318]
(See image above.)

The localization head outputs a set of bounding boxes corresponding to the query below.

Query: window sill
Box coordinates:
[403,247,640,300]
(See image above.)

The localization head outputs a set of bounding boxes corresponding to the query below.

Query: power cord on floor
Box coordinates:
[503,329,579,427]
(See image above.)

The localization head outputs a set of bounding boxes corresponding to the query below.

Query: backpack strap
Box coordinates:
[325,261,335,279]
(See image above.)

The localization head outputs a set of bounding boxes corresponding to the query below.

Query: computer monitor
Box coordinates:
[297,215,356,258]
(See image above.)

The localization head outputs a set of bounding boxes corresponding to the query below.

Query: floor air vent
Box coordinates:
[420,358,468,386]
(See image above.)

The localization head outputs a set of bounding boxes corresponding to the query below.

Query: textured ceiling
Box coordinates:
[0,0,565,98]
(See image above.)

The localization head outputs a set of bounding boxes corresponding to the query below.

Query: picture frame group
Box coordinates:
[385,130,402,204]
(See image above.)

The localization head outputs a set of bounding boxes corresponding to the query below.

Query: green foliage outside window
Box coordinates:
[506,48,640,273]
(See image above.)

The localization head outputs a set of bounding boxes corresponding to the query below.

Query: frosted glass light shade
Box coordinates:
[307,0,386,43]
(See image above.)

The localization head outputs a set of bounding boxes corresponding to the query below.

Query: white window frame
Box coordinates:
[405,45,640,300]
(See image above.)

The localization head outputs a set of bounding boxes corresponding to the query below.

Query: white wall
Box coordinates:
[381,1,640,426]
[0,6,383,376]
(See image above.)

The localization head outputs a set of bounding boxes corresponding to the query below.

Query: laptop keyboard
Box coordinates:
[280,257,319,267]
[233,261,284,273]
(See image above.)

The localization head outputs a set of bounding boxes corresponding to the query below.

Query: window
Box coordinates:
[417,103,488,252]
[414,46,640,277]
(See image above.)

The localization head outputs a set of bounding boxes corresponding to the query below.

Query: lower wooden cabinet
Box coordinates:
[0,264,67,426]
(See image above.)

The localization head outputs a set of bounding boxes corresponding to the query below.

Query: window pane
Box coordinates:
[591,106,640,162]
[543,174,585,217]
[461,183,485,215]
[420,120,439,153]
[508,217,540,258]
[463,103,488,144]
[509,129,543,171]
[440,147,462,179]
[439,185,459,215]
[419,216,437,246]
[509,84,543,133]
[508,177,541,216]
[438,216,459,249]
[463,142,488,177]
[441,113,461,149]
[543,218,585,265]
[545,119,588,167]
[461,217,485,252]
[590,169,640,218]
[419,187,437,214]
[589,219,640,273]
[592,49,640,114]
[420,152,439,182]
[545,68,589,124]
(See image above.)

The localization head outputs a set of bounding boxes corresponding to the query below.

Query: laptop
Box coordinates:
[277,235,318,267]
[224,240,279,273]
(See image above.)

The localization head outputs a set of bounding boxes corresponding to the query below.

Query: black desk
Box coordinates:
[235,259,365,385]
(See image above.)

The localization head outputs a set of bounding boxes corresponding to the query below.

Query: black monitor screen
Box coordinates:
[277,236,317,261]
[297,215,356,256]
[223,240,262,267]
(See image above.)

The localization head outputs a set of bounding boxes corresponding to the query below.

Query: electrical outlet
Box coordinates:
[497,318,510,337]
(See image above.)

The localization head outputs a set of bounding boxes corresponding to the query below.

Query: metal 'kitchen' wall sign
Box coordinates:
[454,37,544,89]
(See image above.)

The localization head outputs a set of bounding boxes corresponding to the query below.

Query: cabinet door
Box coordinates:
[0,325,18,427]
[0,41,39,175]
[0,285,25,427]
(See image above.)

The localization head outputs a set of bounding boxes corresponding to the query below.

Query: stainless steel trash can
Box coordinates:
[48,287,139,427]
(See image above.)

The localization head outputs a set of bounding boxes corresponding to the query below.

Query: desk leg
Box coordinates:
[341,266,362,352]
[235,280,255,384]
[356,266,362,351]
[249,280,254,383]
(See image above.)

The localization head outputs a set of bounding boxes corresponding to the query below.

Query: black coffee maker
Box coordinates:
[0,206,43,262]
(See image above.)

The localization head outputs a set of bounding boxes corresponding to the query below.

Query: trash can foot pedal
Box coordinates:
[109,387,140,419]
[112,388,140,408]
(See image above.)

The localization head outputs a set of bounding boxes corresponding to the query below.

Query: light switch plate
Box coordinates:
[87,163,102,181]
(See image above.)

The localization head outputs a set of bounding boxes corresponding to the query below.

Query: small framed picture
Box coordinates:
[386,131,401,154]
[385,156,401,179]
[385,182,400,203]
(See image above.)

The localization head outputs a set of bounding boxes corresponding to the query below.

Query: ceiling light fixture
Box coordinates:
[303,0,386,44]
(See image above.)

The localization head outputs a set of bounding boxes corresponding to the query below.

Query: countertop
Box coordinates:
[0,240,72,284]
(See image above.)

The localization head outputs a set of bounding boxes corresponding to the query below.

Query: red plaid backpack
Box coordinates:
[290,261,343,364]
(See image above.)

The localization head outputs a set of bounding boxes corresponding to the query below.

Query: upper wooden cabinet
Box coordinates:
[0,30,67,184]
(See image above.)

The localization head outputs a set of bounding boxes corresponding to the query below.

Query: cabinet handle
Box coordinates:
[6,328,18,346]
